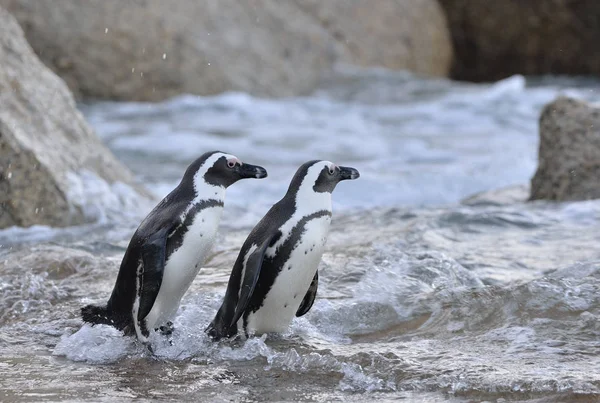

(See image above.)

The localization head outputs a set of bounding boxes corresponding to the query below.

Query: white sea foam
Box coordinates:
[65,170,153,224]
[80,73,600,232]
[19,71,600,399]
[53,324,137,364]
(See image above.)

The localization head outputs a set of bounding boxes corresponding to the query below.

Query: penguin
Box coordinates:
[81,151,267,342]
[206,160,359,340]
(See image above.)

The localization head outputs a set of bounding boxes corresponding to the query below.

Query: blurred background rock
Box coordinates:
[439,0,600,82]
[0,0,451,101]
[0,7,145,229]
[3,0,598,102]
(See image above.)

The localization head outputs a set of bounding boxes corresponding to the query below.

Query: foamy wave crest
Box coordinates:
[66,170,154,224]
[53,324,138,364]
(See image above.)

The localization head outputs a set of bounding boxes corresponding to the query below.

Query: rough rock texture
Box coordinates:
[0,7,140,228]
[530,97,600,201]
[439,0,600,81]
[294,0,451,77]
[0,0,452,101]
[462,185,529,207]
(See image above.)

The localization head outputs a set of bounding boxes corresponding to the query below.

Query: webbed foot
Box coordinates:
[156,321,174,336]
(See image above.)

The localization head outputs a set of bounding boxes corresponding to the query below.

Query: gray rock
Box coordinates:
[439,0,600,81]
[530,97,600,201]
[294,0,451,77]
[0,0,452,101]
[0,7,144,228]
[462,184,530,207]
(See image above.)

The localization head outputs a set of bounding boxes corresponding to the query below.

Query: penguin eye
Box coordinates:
[328,167,335,175]
[227,161,236,169]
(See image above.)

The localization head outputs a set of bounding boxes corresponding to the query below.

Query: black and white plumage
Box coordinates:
[207,160,359,340]
[81,151,267,342]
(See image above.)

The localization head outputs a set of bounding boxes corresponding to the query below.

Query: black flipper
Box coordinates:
[135,228,169,339]
[228,234,276,329]
[296,271,318,317]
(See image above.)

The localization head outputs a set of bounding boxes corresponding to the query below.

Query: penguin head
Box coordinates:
[289,160,360,195]
[186,151,268,190]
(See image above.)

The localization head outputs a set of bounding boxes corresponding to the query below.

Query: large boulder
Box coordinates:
[293,0,451,77]
[0,0,452,101]
[0,7,143,228]
[439,0,600,81]
[530,97,600,201]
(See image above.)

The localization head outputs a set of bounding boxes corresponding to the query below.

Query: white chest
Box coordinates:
[144,206,223,329]
[245,214,331,335]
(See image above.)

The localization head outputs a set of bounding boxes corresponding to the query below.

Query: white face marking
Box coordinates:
[267,161,334,255]
[191,152,238,202]
[226,156,241,168]
[295,161,334,212]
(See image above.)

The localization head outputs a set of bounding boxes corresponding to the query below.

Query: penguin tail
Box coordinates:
[81,304,115,327]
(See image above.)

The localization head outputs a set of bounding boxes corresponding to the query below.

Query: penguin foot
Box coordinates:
[145,342,154,354]
[157,321,175,336]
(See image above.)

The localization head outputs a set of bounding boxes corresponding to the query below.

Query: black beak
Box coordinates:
[236,163,268,179]
[339,166,360,181]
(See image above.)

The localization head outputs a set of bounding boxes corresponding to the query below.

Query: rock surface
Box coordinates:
[462,185,530,207]
[439,0,600,81]
[530,97,600,201]
[0,0,452,101]
[0,7,142,228]
[294,0,451,77]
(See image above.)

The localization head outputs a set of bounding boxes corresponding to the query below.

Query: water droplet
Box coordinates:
[7,172,12,179]
[140,72,144,77]
[131,67,135,73]
[162,53,167,60]
[35,208,39,214]
[104,28,108,34]
[207,62,211,66]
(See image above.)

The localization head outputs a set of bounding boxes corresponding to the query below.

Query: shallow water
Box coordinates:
[2,69,600,402]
